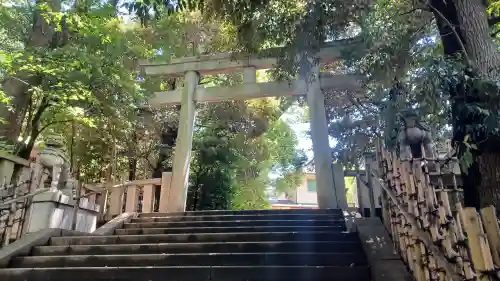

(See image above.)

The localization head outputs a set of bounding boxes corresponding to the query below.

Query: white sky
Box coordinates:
[281,109,337,163]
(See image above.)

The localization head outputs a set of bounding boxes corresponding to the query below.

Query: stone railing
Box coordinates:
[85,172,172,222]
[0,147,176,249]
[0,153,48,248]
[0,151,104,248]
[377,143,500,281]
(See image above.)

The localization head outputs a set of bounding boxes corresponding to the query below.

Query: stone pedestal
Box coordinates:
[26,191,100,233]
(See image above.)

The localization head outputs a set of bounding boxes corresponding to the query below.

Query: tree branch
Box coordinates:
[39,119,74,134]
[424,1,472,66]
[491,28,500,38]
[399,8,418,16]
[16,96,53,158]
[488,14,500,26]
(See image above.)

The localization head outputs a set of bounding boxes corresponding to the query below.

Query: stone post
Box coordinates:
[159,172,172,212]
[142,184,154,213]
[243,67,257,83]
[0,151,30,187]
[364,152,376,217]
[168,70,199,212]
[355,175,363,210]
[332,163,348,210]
[300,57,338,209]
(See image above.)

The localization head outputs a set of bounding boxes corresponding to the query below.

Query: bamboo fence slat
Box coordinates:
[377,142,500,281]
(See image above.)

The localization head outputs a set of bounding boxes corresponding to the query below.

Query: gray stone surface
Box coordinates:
[27,191,100,234]
[93,212,136,235]
[370,259,414,281]
[49,231,359,246]
[353,218,413,281]
[0,214,131,268]
[0,265,371,281]
[0,209,371,281]
[31,241,364,256]
[0,228,66,267]
[354,218,398,260]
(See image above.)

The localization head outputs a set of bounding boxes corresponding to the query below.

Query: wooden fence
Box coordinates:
[377,143,500,281]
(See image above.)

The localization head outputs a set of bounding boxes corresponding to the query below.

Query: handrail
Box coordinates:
[83,178,161,193]
[0,179,31,191]
[0,188,50,208]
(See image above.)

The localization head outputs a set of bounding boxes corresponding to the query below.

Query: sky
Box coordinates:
[281,107,337,163]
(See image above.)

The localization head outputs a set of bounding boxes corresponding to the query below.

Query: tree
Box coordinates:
[429,0,500,210]
[0,0,157,190]
[344,0,500,210]
[0,0,62,144]
[186,97,306,210]
[165,0,500,210]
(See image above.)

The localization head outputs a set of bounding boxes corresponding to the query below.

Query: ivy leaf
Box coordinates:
[459,149,474,175]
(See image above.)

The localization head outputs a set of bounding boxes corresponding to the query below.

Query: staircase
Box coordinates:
[0,209,371,281]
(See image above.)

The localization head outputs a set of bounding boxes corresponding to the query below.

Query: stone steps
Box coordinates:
[122,219,347,229]
[0,209,371,281]
[114,225,344,235]
[31,241,364,256]
[138,208,343,217]
[131,213,344,222]
[49,231,358,245]
[0,265,370,281]
[11,252,368,267]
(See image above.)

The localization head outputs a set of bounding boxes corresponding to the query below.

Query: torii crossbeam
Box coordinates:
[140,40,362,212]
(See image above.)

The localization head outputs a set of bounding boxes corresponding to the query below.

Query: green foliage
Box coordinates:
[187,124,237,210]
[187,98,305,210]
[0,0,158,180]
[345,177,356,206]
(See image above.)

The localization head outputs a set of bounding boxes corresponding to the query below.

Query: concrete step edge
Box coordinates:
[118,225,345,229]
[16,252,366,259]
[132,214,345,221]
[0,265,368,270]
[0,265,371,281]
[37,240,360,248]
[128,219,346,223]
[53,230,354,239]
[138,210,345,217]
[118,226,346,232]
[115,226,345,233]
[34,240,363,254]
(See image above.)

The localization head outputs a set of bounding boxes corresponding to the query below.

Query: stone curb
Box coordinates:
[0,212,137,267]
[352,217,413,281]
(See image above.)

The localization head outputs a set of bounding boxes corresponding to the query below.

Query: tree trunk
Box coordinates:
[128,131,137,181]
[0,0,61,144]
[476,152,500,207]
[431,0,500,210]
[454,0,500,77]
[16,96,51,158]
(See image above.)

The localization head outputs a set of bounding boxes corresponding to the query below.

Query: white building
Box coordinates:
[271,171,382,217]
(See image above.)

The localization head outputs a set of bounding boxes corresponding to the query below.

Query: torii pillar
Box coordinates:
[166,71,199,212]
[300,59,347,210]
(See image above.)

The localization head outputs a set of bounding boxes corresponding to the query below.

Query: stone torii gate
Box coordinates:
[140,41,361,212]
